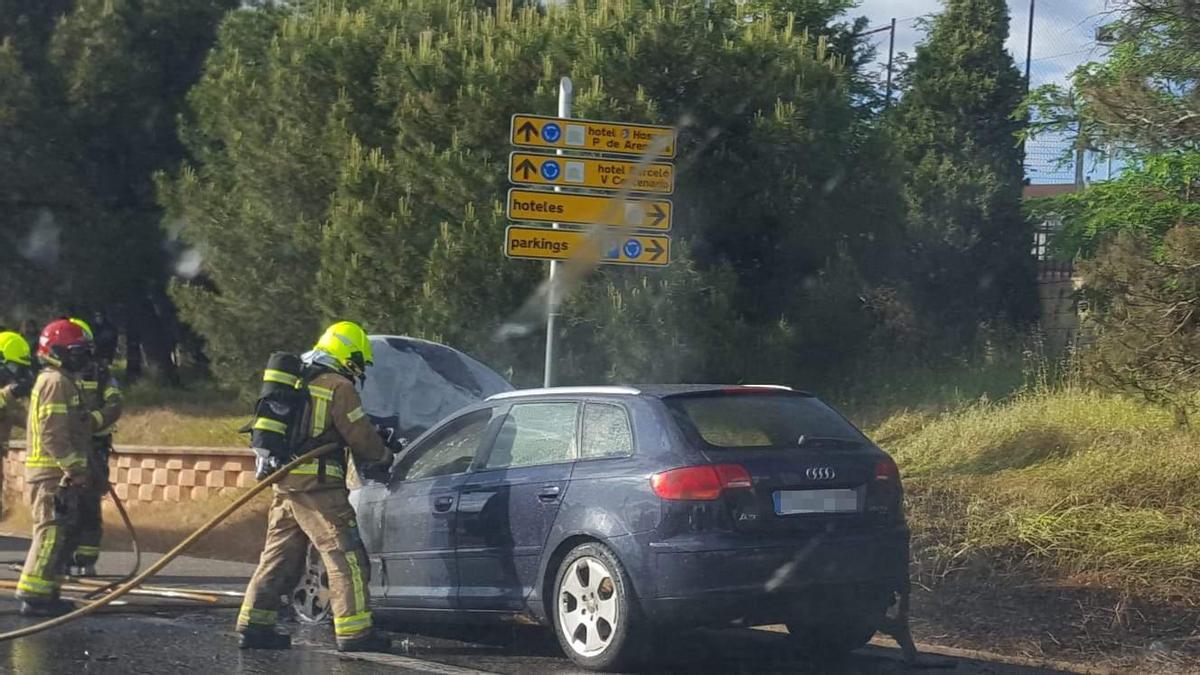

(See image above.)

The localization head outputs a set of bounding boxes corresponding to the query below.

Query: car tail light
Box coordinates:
[874,457,900,482]
[714,464,752,489]
[651,464,752,501]
[867,456,904,521]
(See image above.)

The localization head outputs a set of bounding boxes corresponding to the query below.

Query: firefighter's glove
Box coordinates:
[3,365,32,398]
[11,378,31,398]
[358,456,392,484]
[63,472,92,490]
[387,435,410,456]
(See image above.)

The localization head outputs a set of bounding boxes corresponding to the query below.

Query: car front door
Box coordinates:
[455,401,579,611]
[379,407,500,609]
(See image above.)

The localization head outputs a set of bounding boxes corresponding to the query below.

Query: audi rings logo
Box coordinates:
[805,466,836,480]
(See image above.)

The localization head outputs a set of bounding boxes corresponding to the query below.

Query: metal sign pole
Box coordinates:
[885,18,896,106]
[544,76,572,388]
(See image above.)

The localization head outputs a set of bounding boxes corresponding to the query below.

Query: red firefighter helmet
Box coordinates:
[37,319,93,369]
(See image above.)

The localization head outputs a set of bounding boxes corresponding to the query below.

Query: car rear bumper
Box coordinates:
[642,525,910,627]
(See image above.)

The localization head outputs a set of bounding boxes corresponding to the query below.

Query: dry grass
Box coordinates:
[874,387,1200,601]
[116,407,245,447]
[115,380,247,447]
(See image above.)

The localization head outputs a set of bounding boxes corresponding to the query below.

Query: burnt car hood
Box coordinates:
[358,335,513,445]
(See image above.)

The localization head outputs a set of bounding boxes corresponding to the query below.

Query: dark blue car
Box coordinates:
[299,381,910,671]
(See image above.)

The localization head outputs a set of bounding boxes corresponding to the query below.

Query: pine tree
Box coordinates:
[890,0,1035,343]
[0,0,233,369]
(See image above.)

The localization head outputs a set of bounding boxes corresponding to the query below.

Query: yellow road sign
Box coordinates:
[508,152,674,195]
[505,226,670,267]
[506,189,671,231]
[510,114,676,158]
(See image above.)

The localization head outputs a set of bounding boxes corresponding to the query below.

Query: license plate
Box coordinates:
[773,489,860,515]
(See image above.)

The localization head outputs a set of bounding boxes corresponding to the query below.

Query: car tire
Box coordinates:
[785,592,886,661]
[289,542,332,625]
[551,542,643,672]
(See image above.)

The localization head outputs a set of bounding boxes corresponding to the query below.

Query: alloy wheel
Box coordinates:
[290,544,331,624]
[557,555,620,657]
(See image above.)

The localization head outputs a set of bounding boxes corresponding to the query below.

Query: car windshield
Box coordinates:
[664,393,867,450]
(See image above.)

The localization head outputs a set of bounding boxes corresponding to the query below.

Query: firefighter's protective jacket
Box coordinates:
[80,369,122,439]
[0,384,26,449]
[25,368,90,483]
[276,370,390,493]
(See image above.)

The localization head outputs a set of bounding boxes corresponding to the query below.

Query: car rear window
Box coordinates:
[663,393,867,450]
[485,402,579,469]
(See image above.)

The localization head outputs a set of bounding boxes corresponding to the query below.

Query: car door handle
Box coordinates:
[537,486,561,501]
[433,496,455,512]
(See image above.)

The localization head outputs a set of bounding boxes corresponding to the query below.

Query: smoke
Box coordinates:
[175,248,204,279]
[18,210,61,267]
[162,217,204,279]
[163,217,188,241]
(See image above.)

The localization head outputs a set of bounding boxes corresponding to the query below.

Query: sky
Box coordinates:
[853,0,1118,183]
[854,0,1112,85]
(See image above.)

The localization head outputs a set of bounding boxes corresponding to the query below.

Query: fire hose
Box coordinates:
[0,442,335,642]
[82,483,141,600]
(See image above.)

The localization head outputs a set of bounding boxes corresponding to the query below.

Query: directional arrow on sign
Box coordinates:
[650,203,667,228]
[505,189,672,231]
[508,152,674,194]
[505,226,670,267]
[516,120,539,142]
[514,158,538,181]
[510,114,677,158]
[647,237,665,261]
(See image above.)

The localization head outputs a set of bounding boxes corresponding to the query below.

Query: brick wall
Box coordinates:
[4,443,255,504]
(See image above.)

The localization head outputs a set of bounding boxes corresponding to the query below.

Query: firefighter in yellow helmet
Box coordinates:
[237,321,394,651]
[63,318,122,576]
[0,331,34,515]
[17,319,93,616]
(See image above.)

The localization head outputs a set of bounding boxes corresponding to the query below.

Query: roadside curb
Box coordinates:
[753,625,1119,674]
[867,637,1119,675]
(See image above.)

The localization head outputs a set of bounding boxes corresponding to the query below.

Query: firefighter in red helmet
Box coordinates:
[15,319,94,616]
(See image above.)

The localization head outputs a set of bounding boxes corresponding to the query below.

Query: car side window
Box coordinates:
[484,402,578,470]
[397,409,493,482]
[580,403,633,459]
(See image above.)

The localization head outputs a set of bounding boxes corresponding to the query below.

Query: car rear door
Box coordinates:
[455,401,579,611]
[379,407,501,609]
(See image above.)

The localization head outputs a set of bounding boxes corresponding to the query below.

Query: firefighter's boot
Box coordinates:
[238,628,292,650]
[20,598,75,617]
[69,564,97,578]
[336,630,391,653]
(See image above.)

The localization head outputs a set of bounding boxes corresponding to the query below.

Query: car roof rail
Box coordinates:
[487,386,642,401]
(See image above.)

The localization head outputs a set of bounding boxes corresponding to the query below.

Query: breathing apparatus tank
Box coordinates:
[243,352,310,480]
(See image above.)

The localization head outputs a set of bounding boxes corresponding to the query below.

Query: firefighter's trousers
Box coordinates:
[237,489,373,640]
[69,457,108,567]
[17,480,80,600]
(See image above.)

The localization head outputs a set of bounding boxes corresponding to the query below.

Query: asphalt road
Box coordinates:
[0,535,1075,674]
